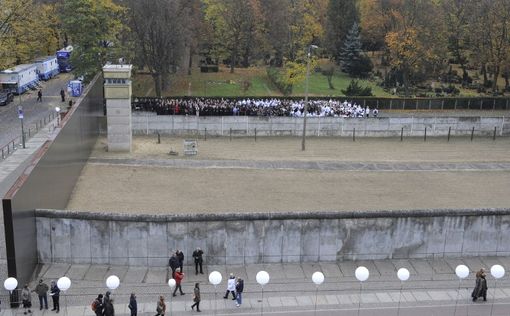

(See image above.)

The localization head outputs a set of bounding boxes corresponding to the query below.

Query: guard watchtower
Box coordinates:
[103,64,132,152]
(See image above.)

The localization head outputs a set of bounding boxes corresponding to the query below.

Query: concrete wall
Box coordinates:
[35,208,510,266]
[131,114,510,137]
[2,75,103,287]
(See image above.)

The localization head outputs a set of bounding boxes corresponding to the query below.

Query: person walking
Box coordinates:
[192,248,204,275]
[172,268,185,296]
[176,250,184,272]
[50,280,60,312]
[34,279,49,310]
[155,296,166,316]
[37,90,42,102]
[104,296,115,316]
[92,294,104,316]
[169,254,179,278]
[21,284,32,314]
[191,283,201,312]
[235,278,244,308]
[60,89,65,102]
[223,273,236,300]
[128,293,137,316]
[472,268,488,302]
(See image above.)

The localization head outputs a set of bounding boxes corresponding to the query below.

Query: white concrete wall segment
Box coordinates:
[131,114,509,137]
[36,208,510,266]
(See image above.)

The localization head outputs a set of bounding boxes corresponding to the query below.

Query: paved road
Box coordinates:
[0,73,72,147]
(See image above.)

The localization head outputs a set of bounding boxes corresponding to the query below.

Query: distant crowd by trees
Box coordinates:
[1,0,510,97]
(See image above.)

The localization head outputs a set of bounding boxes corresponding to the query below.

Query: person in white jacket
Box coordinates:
[223,273,236,300]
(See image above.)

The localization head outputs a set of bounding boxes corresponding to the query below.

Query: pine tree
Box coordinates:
[325,0,358,63]
[340,22,373,78]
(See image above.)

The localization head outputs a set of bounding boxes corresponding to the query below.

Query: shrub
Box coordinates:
[266,67,293,96]
[341,80,373,96]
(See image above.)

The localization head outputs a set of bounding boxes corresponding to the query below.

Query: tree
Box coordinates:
[60,0,126,81]
[341,79,373,96]
[340,22,373,78]
[126,0,196,96]
[325,0,358,63]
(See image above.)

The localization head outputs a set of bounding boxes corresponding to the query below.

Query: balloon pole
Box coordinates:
[314,286,318,316]
[397,282,403,316]
[357,282,362,316]
[261,286,264,316]
[214,285,217,316]
[64,293,68,316]
[490,279,498,316]
[454,279,461,316]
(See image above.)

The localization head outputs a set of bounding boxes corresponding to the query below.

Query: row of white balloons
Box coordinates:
[2,264,505,293]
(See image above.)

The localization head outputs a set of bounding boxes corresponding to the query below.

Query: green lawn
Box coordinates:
[133,66,391,97]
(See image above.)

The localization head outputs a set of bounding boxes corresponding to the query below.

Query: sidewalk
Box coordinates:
[3,257,510,315]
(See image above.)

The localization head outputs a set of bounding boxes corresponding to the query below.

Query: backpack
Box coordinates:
[91,300,98,312]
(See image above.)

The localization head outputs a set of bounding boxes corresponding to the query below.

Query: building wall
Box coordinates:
[131,114,510,137]
[35,208,510,266]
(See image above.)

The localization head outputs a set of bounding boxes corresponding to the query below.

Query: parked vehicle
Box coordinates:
[0,89,14,106]
[0,64,39,94]
[34,56,59,80]
[56,46,73,73]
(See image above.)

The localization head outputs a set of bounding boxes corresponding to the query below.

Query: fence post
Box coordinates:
[493,99,496,110]
[2,148,4,159]
[415,99,418,110]
[468,99,471,109]
[454,99,457,110]
[493,126,497,141]
[441,100,444,110]
[447,127,451,142]
[390,99,393,110]
[255,128,257,142]
[401,127,403,142]
[428,99,431,110]
[480,99,482,110]
[507,99,509,110]
[424,127,427,142]
[470,126,474,141]
[353,128,355,142]
[157,132,161,144]
[204,128,207,141]
[230,128,232,141]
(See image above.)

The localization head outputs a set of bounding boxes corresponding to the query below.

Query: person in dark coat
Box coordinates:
[33,279,49,310]
[191,283,201,312]
[235,278,244,307]
[128,293,137,316]
[60,89,65,102]
[472,268,488,302]
[50,280,60,312]
[103,297,114,316]
[192,248,204,274]
[168,254,179,278]
[37,90,42,102]
[93,294,104,316]
[176,250,184,272]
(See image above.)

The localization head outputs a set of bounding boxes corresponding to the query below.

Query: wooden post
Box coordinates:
[424,127,427,142]
[493,126,497,141]
[470,126,474,141]
[401,127,403,142]
[447,127,451,142]
[204,128,207,141]
[255,128,257,142]
[353,128,355,142]
[157,132,161,144]
[230,128,232,141]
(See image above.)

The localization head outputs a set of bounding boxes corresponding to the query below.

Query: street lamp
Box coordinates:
[301,45,319,151]
[18,105,25,148]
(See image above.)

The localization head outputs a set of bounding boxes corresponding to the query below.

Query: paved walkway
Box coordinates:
[89,157,510,172]
[3,257,510,315]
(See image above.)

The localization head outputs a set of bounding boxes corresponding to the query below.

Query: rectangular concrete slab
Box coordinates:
[376,292,395,303]
[124,266,147,284]
[296,295,314,306]
[325,294,339,305]
[413,291,432,301]
[338,294,353,305]
[66,265,90,281]
[281,296,298,306]
[360,293,379,304]
[373,260,397,275]
[319,263,342,278]
[300,262,322,279]
[84,265,109,281]
[107,266,128,280]
[144,268,167,284]
[43,263,70,279]
[409,260,433,279]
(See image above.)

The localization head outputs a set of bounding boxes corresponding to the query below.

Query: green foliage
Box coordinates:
[341,80,373,96]
[267,67,293,96]
[60,0,126,80]
[340,22,373,78]
[326,0,359,63]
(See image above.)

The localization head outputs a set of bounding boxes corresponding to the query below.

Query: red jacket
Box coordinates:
[174,271,184,284]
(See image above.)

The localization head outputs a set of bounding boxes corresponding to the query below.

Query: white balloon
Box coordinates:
[168,278,176,289]
[57,277,71,291]
[491,265,505,279]
[397,268,410,281]
[256,271,270,286]
[355,266,369,282]
[3,277,17,291]
[455,265,469,279]
[208,271,222,285]
[106,275,120,290]
[312,272,325,285]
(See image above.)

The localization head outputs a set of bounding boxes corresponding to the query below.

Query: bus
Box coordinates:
[56,46,73,73]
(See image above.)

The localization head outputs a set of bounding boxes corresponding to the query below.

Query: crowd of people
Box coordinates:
[132,97,379,118]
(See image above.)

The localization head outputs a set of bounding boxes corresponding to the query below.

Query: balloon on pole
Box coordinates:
[455,265,469,279]
[397,268,410,281]
[57,277,71,291]
[312,272,325,285]
[3,278,17,292]
[490,265,505,279]
[168,278,176,289]
[208,271,222,285]
[355,266,369,282]
[106,275,120,290]
[256,271,270,286]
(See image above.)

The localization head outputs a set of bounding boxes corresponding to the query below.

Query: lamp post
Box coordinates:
[18,105,25,148]
[454,265,469,316]
[168,278,176,316]
[256,271,270,316]
[311,272,324,316]
[208,271,222,315]
[4,277,18,308]
[396,268,410,316]
[57,276,71,316]
[490,265,505,316]
[301,44,318,151]
[355,266,369,316]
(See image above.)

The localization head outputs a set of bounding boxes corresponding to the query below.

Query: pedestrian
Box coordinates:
[472,268,488,302]
[155,296,166,316]
[168,254,179,278]
[190,283,201,312]
[128,293,137,316]
[50,280,60,312]
[176,249,184,272]
[92,294,104,316]
[372,108,379,117]
[60,89,65,102]
[33,279,49,310]
[104,296,114,316]
[235,278,244,308]
[37,90,42,102]
[68,99,73,110]
[192,248,204,275]
[223,273,236,300]
[21,284,32,314]
[172,268,185,296]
